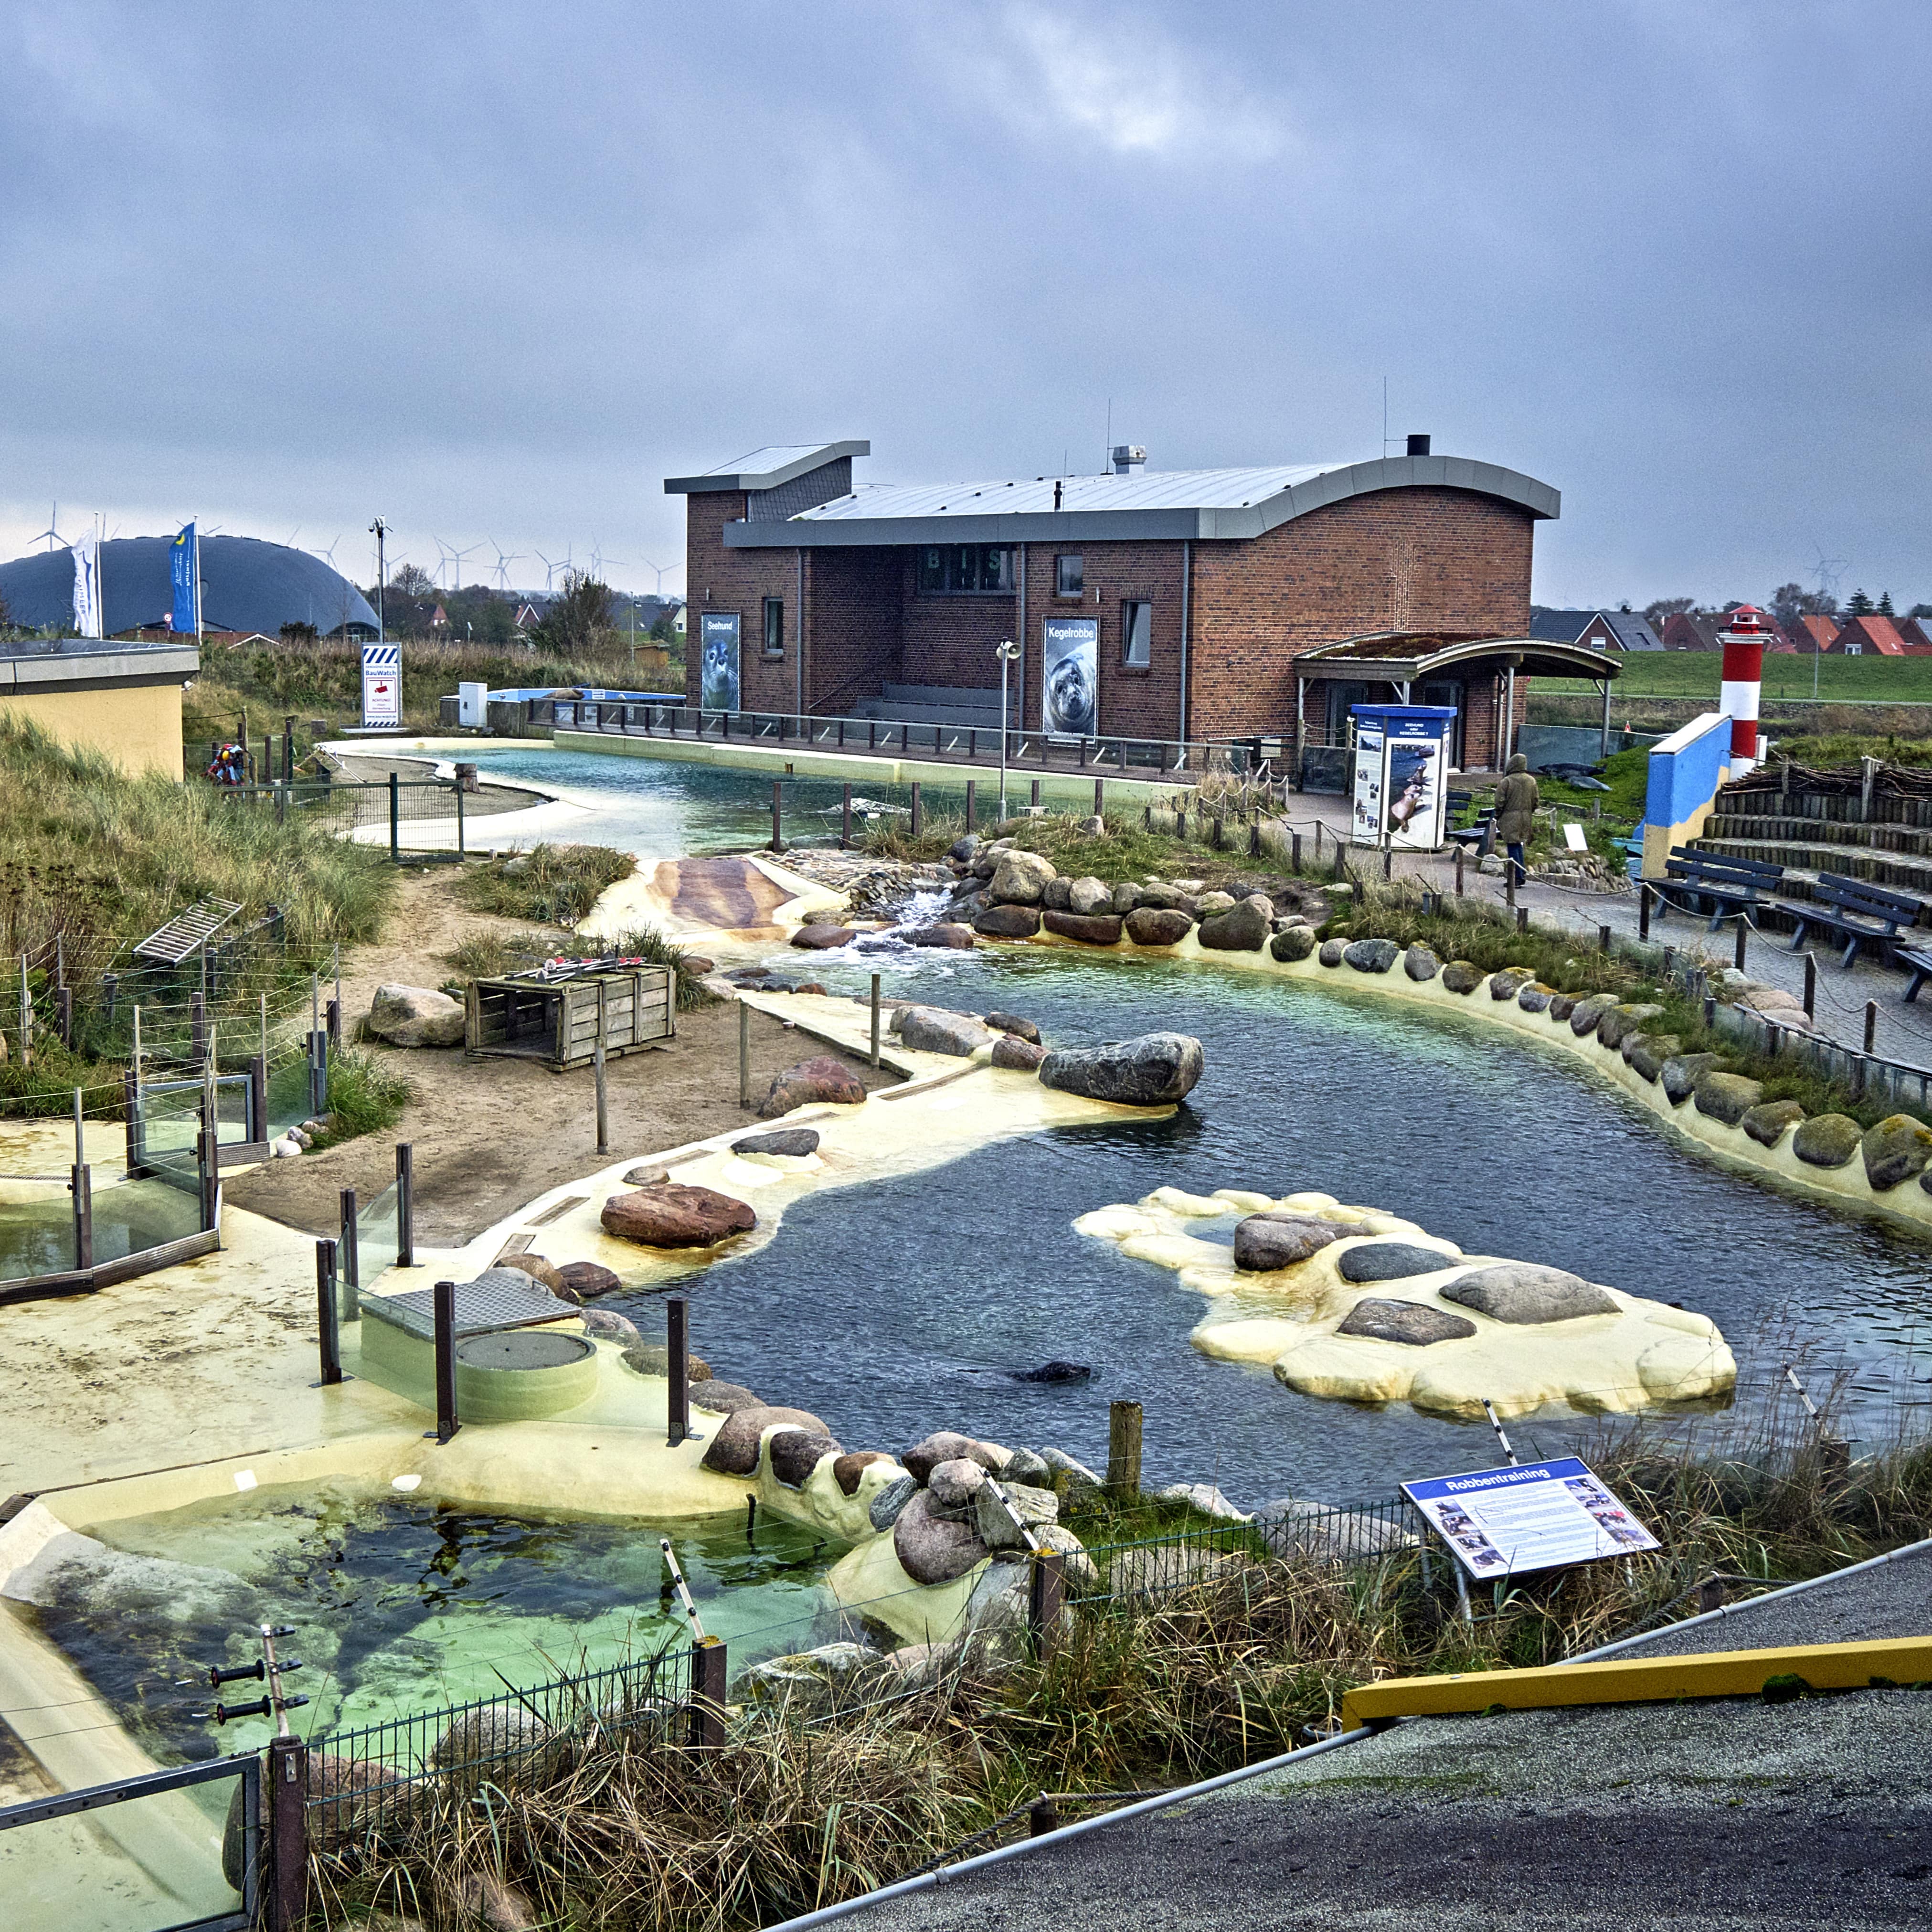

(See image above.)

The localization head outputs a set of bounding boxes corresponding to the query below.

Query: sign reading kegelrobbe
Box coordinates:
[1040,616,1098,742]
[1402,1458,1658,1579]
[700,613,742,712]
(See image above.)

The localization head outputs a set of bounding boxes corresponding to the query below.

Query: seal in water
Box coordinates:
[1010,1361,1093,1384]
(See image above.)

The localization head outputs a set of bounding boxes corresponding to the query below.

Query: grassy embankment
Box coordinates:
[0,720,404,1133]
[326,1411,1932,1931]
[181,633,679,777]
[1534,654,1932,761]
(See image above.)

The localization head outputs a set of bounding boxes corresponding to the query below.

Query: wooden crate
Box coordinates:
[466,966,674,1070]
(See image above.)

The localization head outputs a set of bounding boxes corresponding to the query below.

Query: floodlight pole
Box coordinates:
[369,517,388,644]
[996,639,1020,824]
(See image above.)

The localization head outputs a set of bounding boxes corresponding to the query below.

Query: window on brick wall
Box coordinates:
[915,544,1014,595]
[1121,600,1152,668]
[1055,553,1083,597]
[763,596,784,658]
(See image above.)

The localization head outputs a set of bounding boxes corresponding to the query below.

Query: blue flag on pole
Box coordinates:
[170,524,196,633]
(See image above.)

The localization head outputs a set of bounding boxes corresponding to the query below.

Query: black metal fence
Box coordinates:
[212,775,472,859]
[546,696,1231,780]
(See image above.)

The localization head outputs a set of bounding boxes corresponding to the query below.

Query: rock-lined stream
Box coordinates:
[468,749,1932,1501]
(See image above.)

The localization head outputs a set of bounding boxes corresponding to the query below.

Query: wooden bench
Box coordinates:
[1444,790,1494,853]
[1778,872,1925,969]
[1901,947,1932,1003]
[1653,848,1783,931]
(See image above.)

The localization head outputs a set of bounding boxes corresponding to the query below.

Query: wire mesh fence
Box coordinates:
[212,776,472,856]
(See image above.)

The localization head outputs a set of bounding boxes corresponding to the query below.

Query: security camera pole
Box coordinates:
[996,638,1021,823]
[368,517,388,644]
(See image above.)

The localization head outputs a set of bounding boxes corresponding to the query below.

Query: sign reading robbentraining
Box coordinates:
[1401,1457,1658,1579]
[361,642,402,729]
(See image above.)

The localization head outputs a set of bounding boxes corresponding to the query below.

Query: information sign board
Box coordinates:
[1401,1457,1658,1578]
[361,642,401,729]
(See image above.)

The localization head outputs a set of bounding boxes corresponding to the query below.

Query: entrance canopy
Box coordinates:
[1293,631,1621,689]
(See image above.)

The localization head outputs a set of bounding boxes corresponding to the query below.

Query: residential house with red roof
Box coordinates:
[1834,615,1910,657]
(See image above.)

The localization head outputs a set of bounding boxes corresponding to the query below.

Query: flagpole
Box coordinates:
[194,522,202,646]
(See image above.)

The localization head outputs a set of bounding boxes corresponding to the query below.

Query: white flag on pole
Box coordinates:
[71,531,102,639]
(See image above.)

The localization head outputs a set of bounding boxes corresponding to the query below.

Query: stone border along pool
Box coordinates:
[853,899,1932,1238]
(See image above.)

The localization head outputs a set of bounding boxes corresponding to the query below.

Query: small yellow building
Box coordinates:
[0,641,195,778]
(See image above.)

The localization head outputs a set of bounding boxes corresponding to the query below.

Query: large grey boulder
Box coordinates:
[1198,899,1272,951]
[1404,945,1441,982]
[1068,876,1114,916]
[1343,938,1399,974]
[1517,982,1556,1013]
[1793,1113,1862,1169]
[1442,1263,1618,1324]
[768,1429,843,1488]
[1337,1241,1455,1283]
[991,1035,1047,1071]
[732,1128,820,1158]
[893,1491,991,1585]
[367,983,465,1047]
[1660,1052,1722,1105]
[1567,993,1615,1035]
[1318,939,1346,966]
[1270,924,1317,963]
[1441,961,1484,995]
[1861,1114,1932,1190]
[897,1006,997,1056]
[1152,1482,1250,1521]
[974,904,1041,938]
[1626,1034,1681,1083]
[1040,1446,1104,1499]
[1693,1071,1764,1125]
[1741,1100,1806,1148]
[1136,883,1194,912]
[701,1405,830,1475]
[1041,876,1074,912]
[1038,1032,1204,1104]
[903,1431,1003,1483]
[1233,1213,1344,1271]
[1488,969,1530,1001]
[1598,1003,1666,1051]
[1128,907,1195,947]
[869,1473,919,1531]
[1193,890,1237,916]
[1336,1297,1477,1345]
[975,1480,1059,1550]
[926,1457,990,1511]
[1041,910,1124,945]
[988,849,1057,904]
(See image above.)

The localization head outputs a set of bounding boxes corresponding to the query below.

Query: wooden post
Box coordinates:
[1638,881,1652,942]
[1028,1547,1066,1665]
[667,1294,690,1445]
[266,1734,309,1932]
[57,985,73,1048]
[965,779,977,832]
[1865,1000,1878,1055]
[1093,777,1104,819]
[910,781,922,837]
[770,779,782,852]
[17,954,30,1070]
[870,972,881,1068]
[339,1187,360,1320]
[1292,830,1303,872]
[1804,951,1816,1020]
[1249,817,1261,857]
[1734,919,1748,971]
[316,1238,342,1386]
[71,1123,93,1275]
[1030,778,1041,809]
[1212,812,1225,849]
[396,1142,414,1268]
[1598,924,1611,955]
[1455,847,1466,896]
[433,1278,459,1443]
[690,1634,728,1750]
[738,999,751,1109]
[388,771,401,862]
[841,782,852,848]
[595,980,610,1153]
[1505,862,1516,910]
[1517,906,1529,935]
[1106,1398,1143,1497]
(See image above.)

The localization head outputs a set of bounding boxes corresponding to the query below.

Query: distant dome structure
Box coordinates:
[0,535,380,638]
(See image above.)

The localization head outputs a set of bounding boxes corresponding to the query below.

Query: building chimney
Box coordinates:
[1111,444,1147,476]
[1406,434,1431,457]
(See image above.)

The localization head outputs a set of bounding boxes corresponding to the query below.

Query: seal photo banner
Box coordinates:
[1040,616,1098,743]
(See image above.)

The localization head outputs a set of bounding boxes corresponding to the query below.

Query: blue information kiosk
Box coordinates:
[1349,703,1458,851]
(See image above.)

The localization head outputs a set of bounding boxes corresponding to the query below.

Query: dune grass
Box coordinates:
[456,843,635,926]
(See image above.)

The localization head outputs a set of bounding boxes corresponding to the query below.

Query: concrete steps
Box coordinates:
[849,683,1006,731]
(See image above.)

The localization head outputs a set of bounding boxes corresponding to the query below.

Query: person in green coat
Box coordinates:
[1494,753,1539,890]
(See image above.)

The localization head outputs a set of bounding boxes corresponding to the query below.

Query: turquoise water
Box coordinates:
[25,1484,845,1762]
[466,746,1932,1500]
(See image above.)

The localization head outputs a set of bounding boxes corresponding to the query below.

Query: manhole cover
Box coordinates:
[454,1331,595,1372]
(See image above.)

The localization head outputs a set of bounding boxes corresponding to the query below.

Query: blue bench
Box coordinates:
[1779,872,1924,969]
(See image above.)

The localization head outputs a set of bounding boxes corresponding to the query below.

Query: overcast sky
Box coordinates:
[2,2,1926,609]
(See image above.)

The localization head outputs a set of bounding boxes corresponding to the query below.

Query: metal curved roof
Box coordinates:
[1295,632,1621,680]
[721,452,1560,549]
[0,536,378,637]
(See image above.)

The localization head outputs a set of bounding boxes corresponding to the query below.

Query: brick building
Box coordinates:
[669,436,1607,772]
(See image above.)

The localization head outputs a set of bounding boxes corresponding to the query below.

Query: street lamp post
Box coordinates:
[996,638,1020,825]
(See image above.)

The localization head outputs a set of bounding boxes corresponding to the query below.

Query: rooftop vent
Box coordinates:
[1406,434,1431,457]
[1111,444,1147,476]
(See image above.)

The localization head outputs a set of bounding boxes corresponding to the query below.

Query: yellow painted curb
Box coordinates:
[1339,1633,1932,1729]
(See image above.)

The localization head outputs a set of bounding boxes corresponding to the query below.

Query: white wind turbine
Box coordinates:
[32,502,67,551]
[488,542,523,593]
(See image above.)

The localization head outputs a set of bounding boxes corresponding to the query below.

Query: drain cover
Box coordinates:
[454,1331,595,1371]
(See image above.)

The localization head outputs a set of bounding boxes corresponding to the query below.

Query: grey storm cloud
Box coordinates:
[1,0,1927,606]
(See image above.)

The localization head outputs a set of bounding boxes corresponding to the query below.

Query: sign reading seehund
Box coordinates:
[1401,1457,1658,1579]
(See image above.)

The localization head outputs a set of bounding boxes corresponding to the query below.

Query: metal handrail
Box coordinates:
[542,697,1230,777]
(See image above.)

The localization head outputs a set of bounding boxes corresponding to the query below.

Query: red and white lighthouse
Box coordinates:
[1718,604,1768,776]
